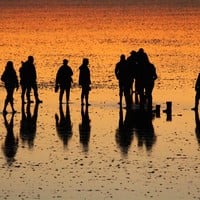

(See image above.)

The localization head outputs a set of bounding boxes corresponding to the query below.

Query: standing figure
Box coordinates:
[192,73,200,110]
[127,50,138,104]
[143,58,157,110]
[115,54,133,109]
[19,56,42,104]
[55,59,73,104]
[78,58,91,106]
[1,61,19,114]
[136,48,157,110]
[115,54,127,106]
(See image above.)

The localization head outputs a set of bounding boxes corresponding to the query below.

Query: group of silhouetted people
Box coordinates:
[1,56,42,114]
[1,56,92,114]
[115,48,157,110]
[2,51,200,114]
[55,58,91,106]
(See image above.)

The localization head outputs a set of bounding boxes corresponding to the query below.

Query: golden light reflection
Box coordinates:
[0,4,200,200]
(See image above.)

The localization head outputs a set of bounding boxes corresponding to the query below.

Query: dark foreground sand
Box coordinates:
[0,86,200,200]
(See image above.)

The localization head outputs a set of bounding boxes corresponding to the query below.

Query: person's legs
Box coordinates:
[32,83,42,103]
[85,90,90,106]
[3,87,15,113]
[21,85,26,104]
[81,87,85,105]
[138,87,145,109]
[3,95,9,113]
[26,85,32,103]
[59,88,64,104]
[195,92,200,109]
[9,88,16,112]
[66,87,71,103]
[124,86,132,109]
[192,91,200,110]
[145,85,153,110]
[118,82,123,105]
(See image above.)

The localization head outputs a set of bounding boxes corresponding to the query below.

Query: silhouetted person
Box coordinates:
[143,55,157,110]
[79,105,91,152]
[2,113,18,165]
[20,102,39,149]
[136,48,157,110]
[79,58,91,106]
[19,56,42,104]
[115,54,133,109]
[1,61,19,114]
[115,107,134,156]
[115,54,128,106]
[19,61,28,104]
[55,59,73,104]
[192,73,200,111]
[127,50,138,104]
[55,103,73,148]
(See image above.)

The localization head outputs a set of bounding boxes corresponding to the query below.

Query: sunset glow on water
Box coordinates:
[0,1,200,199]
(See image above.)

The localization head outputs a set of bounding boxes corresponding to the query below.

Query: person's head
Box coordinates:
[63,59,68,65]
[138,48,144,54]
[120,54,126,61]
[137,48,149,63]
[130,50,136,55]
[28,55,34,63]
[83,58,89,65]
[5,61,14,71]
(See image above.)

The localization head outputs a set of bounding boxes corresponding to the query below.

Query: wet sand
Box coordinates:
[0,86,199,200]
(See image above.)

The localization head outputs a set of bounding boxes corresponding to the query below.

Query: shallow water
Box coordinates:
[0,2,200,200]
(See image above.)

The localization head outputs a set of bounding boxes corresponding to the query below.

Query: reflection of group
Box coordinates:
[0,55,92,163]
[115,48,157,110]
[20,102,39,149]
[116,106,157,156]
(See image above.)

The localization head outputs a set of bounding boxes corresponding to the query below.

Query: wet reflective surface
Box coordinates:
[0,2,200,199]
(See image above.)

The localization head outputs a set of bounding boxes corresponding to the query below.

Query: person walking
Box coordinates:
[1,61,19,114]
[78,58,91,106]
[19,56,42,104]
[192,73,200,111]
[55,59,73,104]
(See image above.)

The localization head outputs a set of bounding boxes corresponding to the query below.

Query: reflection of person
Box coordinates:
[55,59,73,104]
[115,107,134,156]
[194,110,200,145]
[79,58,91,106]
[192,73,200,111]
[55,103,73,148]
[1,61,19,114]
[19,56,42,104]
[133,110,156,151]
[20,102,39,149]
[79,105,91,152]
[2,113,18,165]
